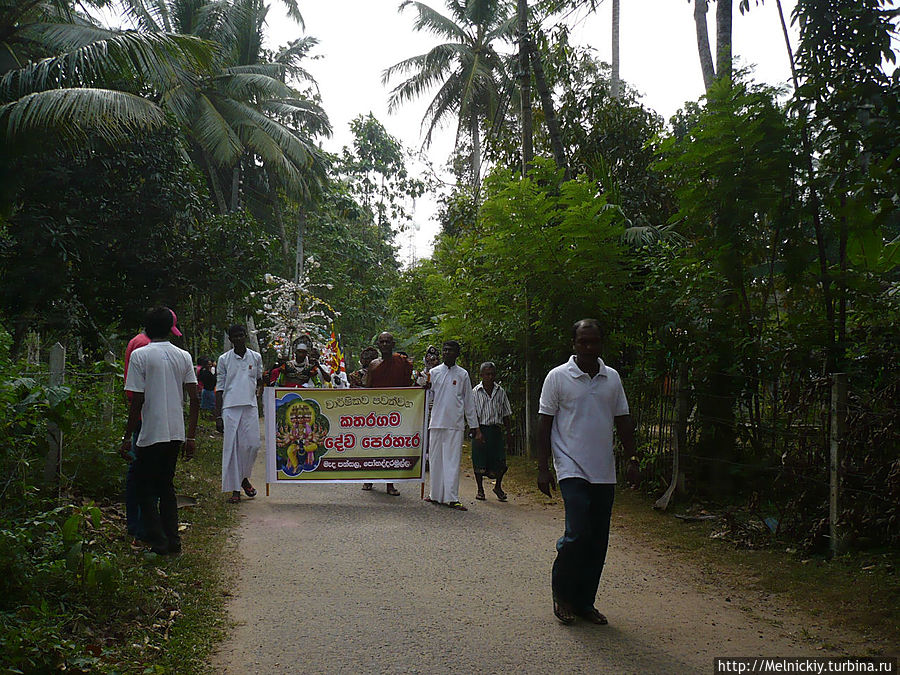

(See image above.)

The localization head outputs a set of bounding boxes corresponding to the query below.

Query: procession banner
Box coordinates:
[264,387,426,484]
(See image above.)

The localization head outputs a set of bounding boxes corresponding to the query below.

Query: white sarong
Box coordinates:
[221,405,260,492]
[428,427,463,504]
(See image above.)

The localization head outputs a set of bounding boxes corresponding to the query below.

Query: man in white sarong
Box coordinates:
[425,340,482,511]
[216,324,263,504]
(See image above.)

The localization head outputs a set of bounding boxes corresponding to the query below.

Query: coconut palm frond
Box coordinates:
[421,71,464,147]
[262,98,331,136]
[400,1,467,42]
[1,86,165,144]
[622,223,688,247]
[274,0,304,29]
[384,44,459,110]
[14,22,120,53]
[118,0,167,32]
[0,31,215,101]
[191,91,243,164]
[213,70,296,100]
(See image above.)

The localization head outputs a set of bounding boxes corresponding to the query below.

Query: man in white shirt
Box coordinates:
[216,325,263,504]
[537,319,636,626]
[121,307,199,555]
[425,340,482,510]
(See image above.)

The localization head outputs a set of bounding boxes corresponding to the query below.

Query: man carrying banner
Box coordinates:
[216,324,264,504]
[362,331,415,496]
[348,346,378,388]
[425,340,482,511]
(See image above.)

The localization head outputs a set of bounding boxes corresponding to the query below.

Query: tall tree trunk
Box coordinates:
[775,0,799,90]
[525,35,568,177]
[518,0,533,172]
[203,152,228,215]
[518,0,536,456]
[470,114,481,193]
[611,0,621,99]
[267,169,290,273]
[715,0,733,83]
[294,207,306,284]
[774,0,834,371]
[230,165,241,212]
[693,0,716,91]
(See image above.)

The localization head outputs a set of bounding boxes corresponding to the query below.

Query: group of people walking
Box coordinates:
[119,309,635,627]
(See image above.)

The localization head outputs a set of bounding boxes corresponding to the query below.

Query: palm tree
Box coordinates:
[0,0,214,150]
[382,0,516,190]
[118,0,330,214]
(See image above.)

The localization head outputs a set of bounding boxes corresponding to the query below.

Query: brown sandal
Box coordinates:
[576,607,608,625]
[553,597,575,625]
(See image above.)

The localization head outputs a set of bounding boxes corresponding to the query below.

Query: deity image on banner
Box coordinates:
[275,394,330,475]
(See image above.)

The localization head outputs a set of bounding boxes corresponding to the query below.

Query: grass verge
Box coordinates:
[0,416,236,674]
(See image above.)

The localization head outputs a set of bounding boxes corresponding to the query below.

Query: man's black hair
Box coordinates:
[571,318,603,341]
[228,324,246,338]
[443,339,461,351]
[145,307,175,339]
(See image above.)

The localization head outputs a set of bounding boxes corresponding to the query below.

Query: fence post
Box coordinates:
[43,342,66,484]
[830,372,847,556]
[105,350,117,424]
[26,331,41,366]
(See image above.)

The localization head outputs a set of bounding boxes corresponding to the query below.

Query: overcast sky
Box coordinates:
[259,0,802,261]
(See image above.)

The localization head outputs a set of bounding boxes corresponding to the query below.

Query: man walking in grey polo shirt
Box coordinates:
[537,318,636,625]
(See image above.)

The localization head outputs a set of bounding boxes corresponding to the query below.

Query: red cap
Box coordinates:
[168,308,183,337]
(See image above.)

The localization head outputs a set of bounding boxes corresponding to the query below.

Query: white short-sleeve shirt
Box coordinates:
[216,348,263,408]
[428,364,479,430]
[124,341,197,447]
[538,356,630,484]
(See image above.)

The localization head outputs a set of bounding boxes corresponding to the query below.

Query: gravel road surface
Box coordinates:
[210,453,858,674]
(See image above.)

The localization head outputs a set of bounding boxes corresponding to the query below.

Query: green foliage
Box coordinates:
[0,125,273,354]
[341,113,429,230]
[0,374,71,511]
[488,28,672,231]
[390,157,631,382]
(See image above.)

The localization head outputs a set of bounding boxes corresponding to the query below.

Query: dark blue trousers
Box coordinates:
[125,422,143,538]
[133,440,181,554]
[552,478,615,612]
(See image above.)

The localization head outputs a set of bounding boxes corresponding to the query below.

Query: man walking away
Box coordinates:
[197,357,217,416]
[472,362,513,502]
[426,340,482,511]
[216,325,264,504]
[121,307,198,555]
[537,319,636,626]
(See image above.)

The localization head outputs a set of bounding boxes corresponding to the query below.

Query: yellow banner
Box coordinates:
[264,387,426,483]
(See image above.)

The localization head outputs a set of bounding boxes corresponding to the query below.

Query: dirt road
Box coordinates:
[210,454,861,674]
